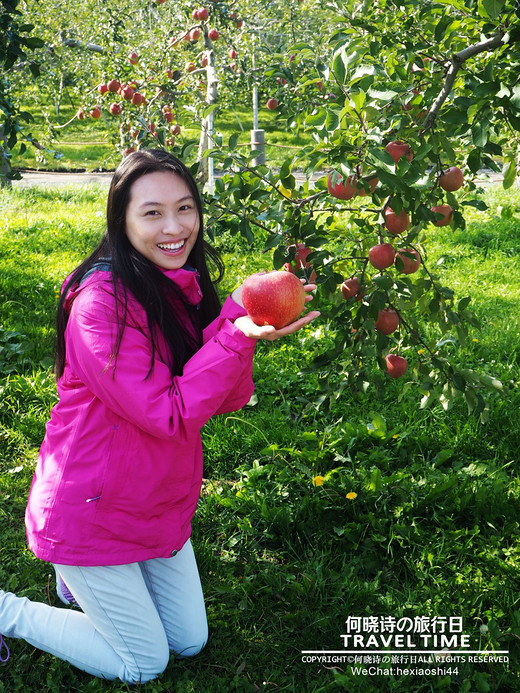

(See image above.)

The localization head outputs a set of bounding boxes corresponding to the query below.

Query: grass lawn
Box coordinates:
[1,182,520,692]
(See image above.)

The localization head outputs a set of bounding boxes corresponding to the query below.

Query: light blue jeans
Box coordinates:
[0,539,208,683]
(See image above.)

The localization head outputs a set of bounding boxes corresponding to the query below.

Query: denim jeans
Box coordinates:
[0,539,208,683]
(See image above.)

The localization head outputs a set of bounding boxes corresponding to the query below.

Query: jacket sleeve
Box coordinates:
[202,294,255,415]
[64,282,257,441]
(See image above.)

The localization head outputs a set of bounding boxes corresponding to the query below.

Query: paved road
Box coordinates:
[11,168,507,188]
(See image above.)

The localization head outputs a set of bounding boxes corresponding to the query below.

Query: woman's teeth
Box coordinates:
[157,240,185,251]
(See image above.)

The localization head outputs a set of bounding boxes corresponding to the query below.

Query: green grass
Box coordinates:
[1,183,520,692]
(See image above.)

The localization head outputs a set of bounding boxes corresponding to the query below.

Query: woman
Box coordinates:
[0,149,318,682]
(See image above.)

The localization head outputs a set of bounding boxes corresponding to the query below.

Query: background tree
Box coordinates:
[0,0,43,185]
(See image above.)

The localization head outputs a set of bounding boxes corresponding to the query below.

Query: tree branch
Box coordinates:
[422,31,506,131]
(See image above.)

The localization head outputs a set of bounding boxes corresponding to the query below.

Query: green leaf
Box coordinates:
[481,0,506,19]
[472,120,489,147]
[502,161,517,190]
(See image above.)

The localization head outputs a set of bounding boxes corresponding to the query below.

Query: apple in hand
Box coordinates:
[241,271,306,329]
[439,166,464,192]
[369,243,395,270]
[431,204,453,226]
[395,248,421,274]
[375,308,399,334]
[384,207,410,235]
[384,140,413,164]
[385,353,408,378]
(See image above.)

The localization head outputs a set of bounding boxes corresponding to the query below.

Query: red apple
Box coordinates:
[439,166,464,192]
[229,48,237,59]
[340,277,362,301]
[384,140,413,164]
[327,173,355,200]
[242,271,306,329]
[208,28,219,40]
[189,28,201,41]
[89,107,101,119]
[385,353,408,378]
[170,123,181,136]
[131,92,146,106]
[185,62,196,73]
[395,248,421,274]
[76,108,86,120]
[266,98,278,110]
[356,176,379,196]
[384,207,410,235]
[128,51,139,65]
[375,308,399,335]
[163,110,174,122]
[197,7,209,20]
[107,79,121,93]
[192,8,200,19]
[97,83,109,94]
[120,85,135,100]
[109,103,122,115]
[283,243,317,281]
[431,204,453,227]
[368,243,396,270]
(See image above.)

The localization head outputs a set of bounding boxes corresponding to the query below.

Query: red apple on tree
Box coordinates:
[89,106,101,119]
[97,83,109,95]
[242,271,306,329]
[375,308,400,334]
[229,48,237,59]
[327,172,356,200]
[120,85,135,100]
[439,166,464,192]
[189,28,202,41]
[431,204,453,226]
[76,108,86,120]
[197,7,209,20]
[109,103,122,116]
[395,248,421,274]
[384,207,410,235]
[107,79,121,93]
[341,277,362,301]
[128,51,139,65]
[384,140,413,164]
[283,243,317,281]
[385,353,408,378]
[208,28,219,40]
[266,98,279,110]
[369,243,396,270]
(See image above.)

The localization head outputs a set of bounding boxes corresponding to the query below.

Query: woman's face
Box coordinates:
[125,170,200,270]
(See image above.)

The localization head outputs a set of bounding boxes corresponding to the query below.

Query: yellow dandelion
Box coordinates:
[346,492,358,500]
[392,434,399,439]
[417,349,426,355]
[312,475,325,487]
[472,338,479,343]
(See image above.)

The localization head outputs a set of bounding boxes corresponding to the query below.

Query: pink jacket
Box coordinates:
[25,267,256,566]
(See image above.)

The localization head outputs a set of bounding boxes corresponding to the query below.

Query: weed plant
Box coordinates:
[1,183,520,692]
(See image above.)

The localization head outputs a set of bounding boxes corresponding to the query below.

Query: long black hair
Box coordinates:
[54,149,224,379]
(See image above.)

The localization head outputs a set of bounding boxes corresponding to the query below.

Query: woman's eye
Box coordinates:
[145,210,159,216]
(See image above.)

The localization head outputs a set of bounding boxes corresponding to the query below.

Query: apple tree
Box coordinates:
[0,0,44,185]
[203,0,520,420]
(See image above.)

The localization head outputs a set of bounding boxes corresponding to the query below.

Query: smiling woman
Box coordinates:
[124,171,200,270]
[0,148,319,685]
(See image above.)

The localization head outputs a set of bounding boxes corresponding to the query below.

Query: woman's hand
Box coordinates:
[234,309,320,341]
[232,278,320,341]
